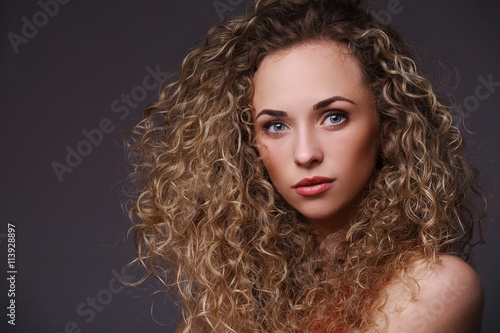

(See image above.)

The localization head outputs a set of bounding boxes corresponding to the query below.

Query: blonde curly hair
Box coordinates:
[125,0,486,331]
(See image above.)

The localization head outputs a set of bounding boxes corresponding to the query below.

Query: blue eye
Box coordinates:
[324,113,347,126]
[264,121,287,133]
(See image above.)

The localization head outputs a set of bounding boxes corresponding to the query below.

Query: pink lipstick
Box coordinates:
[293,176,334,196]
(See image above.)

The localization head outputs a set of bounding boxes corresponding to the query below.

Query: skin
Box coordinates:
[252,41,484,332]
[372,254,484,333]
[174,258,484,332]
[252,41,379,236]
[174,41,484,333]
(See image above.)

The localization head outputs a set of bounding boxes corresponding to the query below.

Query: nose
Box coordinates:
[293,129,323,167]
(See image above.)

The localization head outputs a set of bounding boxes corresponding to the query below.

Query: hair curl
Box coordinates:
[125,0,486,331]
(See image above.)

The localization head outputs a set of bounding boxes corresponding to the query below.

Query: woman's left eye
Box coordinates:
[324,113,347,126]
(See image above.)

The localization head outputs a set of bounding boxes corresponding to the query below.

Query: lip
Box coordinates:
[293,176,335,196]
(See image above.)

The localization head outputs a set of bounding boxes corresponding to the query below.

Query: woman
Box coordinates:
[126,0,486,331]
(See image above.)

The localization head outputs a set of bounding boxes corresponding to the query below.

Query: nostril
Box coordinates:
[293,150,323,167]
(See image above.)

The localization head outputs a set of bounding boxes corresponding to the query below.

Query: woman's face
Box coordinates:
[252,41,379,236]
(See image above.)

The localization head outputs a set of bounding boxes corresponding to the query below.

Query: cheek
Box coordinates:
[256,140,268,158]
[256,142,283,185]
[259,145,275,176]
[256,137,269,163]
[354,136,376,164]
[357,130,379,173]
[340,127,378,172]
[255,139,272,171]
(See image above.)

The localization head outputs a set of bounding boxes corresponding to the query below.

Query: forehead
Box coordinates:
[252,41,370,110]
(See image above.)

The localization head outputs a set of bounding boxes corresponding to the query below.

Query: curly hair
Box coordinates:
[125,0,486,331]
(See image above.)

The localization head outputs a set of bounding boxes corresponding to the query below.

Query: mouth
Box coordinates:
[293,176,335,188]
[292,176,335,196]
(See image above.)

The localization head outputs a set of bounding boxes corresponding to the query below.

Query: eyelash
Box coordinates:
[262,111,348,136]
[323,111,348,127]
[263,121,288,135]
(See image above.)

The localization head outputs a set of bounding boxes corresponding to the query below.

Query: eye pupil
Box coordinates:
[330,115,340,123]
[273,123,284,131]
[327,114,346,125]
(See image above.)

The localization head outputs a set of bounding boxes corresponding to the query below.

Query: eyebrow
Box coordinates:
[255,96,356,119]
[313,96,356,110]
[254,110,288,119]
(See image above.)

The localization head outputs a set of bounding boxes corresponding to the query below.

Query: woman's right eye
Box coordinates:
[263,121,288,134]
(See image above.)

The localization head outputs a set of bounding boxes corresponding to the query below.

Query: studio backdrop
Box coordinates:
[1,1,499,332]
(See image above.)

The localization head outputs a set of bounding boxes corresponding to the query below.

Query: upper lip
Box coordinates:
[293,176,335,188]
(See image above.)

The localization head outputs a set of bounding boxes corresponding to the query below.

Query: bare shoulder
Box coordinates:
[372,254,484,333]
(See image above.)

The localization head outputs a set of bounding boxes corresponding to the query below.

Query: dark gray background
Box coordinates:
[1,1,499,332]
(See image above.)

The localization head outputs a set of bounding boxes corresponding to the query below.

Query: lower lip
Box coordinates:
[294,182,333,196]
